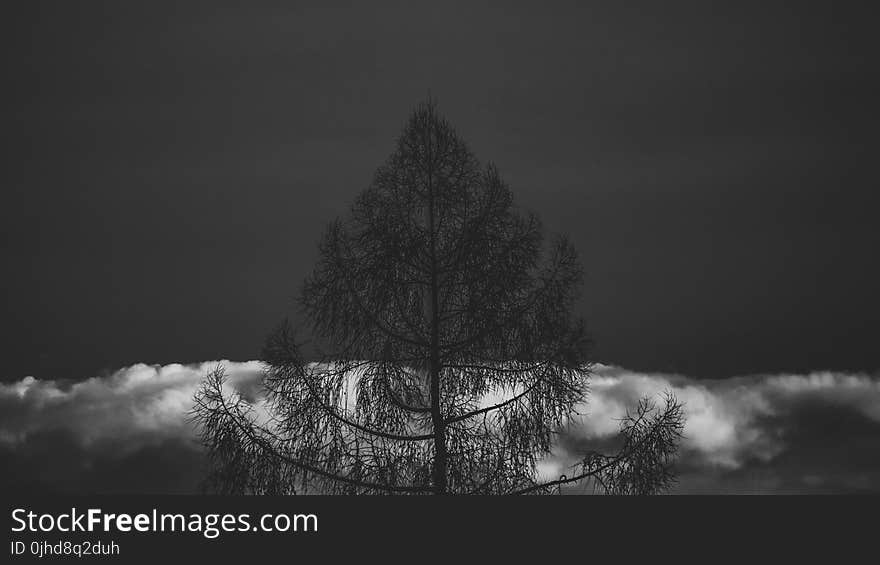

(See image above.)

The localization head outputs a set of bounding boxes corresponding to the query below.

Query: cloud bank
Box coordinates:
[0,361,264,494]
[2,362,878,494]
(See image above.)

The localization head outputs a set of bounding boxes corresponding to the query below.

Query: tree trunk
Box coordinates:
[426,138,448,495]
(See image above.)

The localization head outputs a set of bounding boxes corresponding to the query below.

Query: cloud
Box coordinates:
[1,361,878,493]
[553,364,880,493]
[0,361,264,494]
[572,365,784,468]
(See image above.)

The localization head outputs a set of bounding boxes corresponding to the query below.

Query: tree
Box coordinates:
[193,100,684,495]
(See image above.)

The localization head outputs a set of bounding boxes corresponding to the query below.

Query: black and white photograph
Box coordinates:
[3,0,878,520]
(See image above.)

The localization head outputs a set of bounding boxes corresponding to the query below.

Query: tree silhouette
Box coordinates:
[193,100,684,495]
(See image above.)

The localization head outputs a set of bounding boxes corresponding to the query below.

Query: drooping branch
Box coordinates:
[274,362,435,442]
[445,379,542,425]
[193,366,433,494]
[510,393,685,495]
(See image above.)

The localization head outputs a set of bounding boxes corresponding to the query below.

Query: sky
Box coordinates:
[2,2,878,494]
[4,2,878,381]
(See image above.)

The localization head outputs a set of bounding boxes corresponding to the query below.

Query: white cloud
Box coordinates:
[570,365,880,470]
[0,361,264,451]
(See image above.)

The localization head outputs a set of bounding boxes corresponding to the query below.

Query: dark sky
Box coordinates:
[4,1,878,381]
